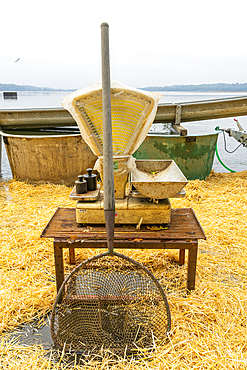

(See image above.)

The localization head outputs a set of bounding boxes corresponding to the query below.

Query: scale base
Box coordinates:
[76,196,171,225]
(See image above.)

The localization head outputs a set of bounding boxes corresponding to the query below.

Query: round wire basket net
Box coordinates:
[50,252,171,356]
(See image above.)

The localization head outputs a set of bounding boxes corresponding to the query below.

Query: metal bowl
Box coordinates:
[131,160,188,199]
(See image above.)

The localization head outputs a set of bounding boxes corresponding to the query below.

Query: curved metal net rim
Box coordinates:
[50,251,171,354]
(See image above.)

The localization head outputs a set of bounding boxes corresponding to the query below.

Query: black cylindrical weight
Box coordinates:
[75,175,87,194]
[83,168,97,191]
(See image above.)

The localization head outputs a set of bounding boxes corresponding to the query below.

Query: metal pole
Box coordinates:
[101,22,115,255]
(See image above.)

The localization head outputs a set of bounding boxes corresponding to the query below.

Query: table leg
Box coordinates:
[53,242,64,294]
[179,249,185,265]
[187,243,198,291]
[69,248,76,264]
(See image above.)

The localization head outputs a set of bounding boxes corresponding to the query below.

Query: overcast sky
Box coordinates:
[1,0,247,89]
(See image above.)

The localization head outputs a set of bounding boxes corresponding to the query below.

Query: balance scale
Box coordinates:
[63,80,188,225]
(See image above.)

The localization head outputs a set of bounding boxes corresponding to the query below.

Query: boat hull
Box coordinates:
[133,133,218,180]
[2,130,218,184]
[2,130,97,185]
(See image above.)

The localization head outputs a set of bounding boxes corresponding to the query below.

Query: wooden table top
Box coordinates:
[41,207,206,241]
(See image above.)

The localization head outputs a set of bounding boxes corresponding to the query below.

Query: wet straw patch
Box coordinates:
[0,172,247,368]
[3,314,53,350]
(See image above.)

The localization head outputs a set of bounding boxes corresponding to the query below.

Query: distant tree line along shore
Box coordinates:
[0,84,73,92]
[142,83,247,92]
[1,82,247,92]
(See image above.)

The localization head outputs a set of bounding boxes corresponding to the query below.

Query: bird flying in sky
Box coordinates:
[14,58,20,63]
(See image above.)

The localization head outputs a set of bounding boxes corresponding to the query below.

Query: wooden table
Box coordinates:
[41,207,206,293]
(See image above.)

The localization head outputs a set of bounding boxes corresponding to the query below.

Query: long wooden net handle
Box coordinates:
[101,22,115,254]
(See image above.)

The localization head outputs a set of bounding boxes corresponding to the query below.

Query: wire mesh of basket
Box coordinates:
[50,251,171,356]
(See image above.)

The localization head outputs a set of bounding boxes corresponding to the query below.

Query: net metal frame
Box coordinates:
[50,251,171,356]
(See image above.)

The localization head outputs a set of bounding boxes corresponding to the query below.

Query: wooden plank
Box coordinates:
[172,124,187,136]
[173,105,188,136]
[41,207,206,240]
[69,248,76,264]
[54,239,197,250]
[179,249,185,265]
[49,208,202,293]
[53,244,64,294]
[187,243,198,291]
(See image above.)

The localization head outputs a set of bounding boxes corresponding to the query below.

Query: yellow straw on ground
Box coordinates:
[0,170,247,369]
